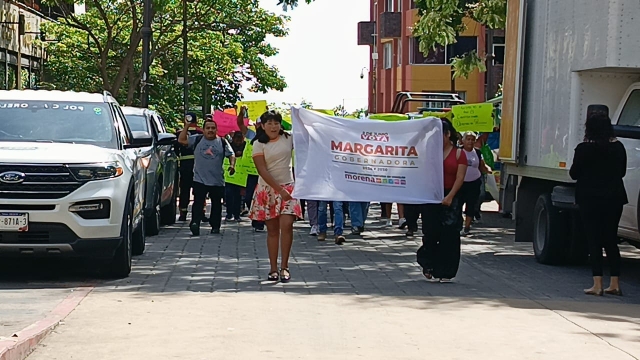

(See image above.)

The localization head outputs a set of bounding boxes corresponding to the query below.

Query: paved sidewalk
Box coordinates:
[19,204,640,359]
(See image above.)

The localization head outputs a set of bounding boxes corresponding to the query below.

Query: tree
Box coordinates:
[412,0,506,79]
[333,104,348,117]
[40,0,310,128]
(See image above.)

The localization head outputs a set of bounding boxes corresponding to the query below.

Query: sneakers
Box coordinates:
[398,218,407,229]
[385,219,393,227]
[439,278,454,283]
[461,228,471,236]
[350,227,361,235]
[335,235,346,245]
[309,225,319,236]
[189,222,200,236]
[211,228,220,234]
[317,232,327,241]
[178,211,187,222]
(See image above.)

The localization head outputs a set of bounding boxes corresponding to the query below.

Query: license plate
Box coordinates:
[0,212,29,231]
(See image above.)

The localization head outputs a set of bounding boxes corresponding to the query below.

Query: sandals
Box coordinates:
[267,271,279,282]
[280,268,291,283]
[604,288,623,296]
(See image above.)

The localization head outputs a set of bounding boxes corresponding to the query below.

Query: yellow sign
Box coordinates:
[236,100,268,121]
[241,140,258,176]
[312,109,334,116]
[223,140,259,186]
[451,103,494,132]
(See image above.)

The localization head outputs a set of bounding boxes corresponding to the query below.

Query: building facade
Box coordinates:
[358,0,504,113]
[0,0,51,89]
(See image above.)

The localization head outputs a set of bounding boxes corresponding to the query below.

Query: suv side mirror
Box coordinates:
[157,132,177,146]
[125,131,153,148]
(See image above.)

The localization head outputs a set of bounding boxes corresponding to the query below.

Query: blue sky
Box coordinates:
[240,0,370,112]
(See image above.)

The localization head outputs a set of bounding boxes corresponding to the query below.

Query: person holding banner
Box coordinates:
[237,105,265,232]
[417,119,467,283]
[250,111,301,283]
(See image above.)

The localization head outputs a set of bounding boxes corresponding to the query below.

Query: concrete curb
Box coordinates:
[0,286,93,360]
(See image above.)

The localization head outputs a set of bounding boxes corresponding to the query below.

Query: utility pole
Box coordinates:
[140,0,152,107]
[17,14,24,90]
[182,0,189,116]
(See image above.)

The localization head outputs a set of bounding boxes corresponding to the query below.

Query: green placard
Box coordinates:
[451,103,494,132]
[224,157,248,186]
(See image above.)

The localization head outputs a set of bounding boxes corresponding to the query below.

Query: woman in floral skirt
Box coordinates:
[250,111,302,283]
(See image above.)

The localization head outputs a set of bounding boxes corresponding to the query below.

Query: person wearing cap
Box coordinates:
[237,104,266,232]
[175,112,204,221]
[459,131,490,235]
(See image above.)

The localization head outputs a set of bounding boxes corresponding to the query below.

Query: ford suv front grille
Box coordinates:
[0,164,84,199]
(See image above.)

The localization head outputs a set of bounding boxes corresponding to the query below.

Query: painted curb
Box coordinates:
[0,286,93,360]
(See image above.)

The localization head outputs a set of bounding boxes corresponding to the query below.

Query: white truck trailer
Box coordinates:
[499,0,640,264]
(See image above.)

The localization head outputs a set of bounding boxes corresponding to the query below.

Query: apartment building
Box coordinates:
[358,0,504,113]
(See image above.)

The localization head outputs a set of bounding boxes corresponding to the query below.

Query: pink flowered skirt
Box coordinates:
[249,183,302,221]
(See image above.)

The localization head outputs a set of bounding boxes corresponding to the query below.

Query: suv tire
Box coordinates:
[146,185,161,236]
[160,180,178,226]
[108,200,133,278]
[132,208,147,256]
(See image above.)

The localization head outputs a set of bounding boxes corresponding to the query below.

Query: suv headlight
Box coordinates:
[68,162,124,181]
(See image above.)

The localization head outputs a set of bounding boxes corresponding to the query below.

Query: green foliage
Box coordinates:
[40,0,303,129]
[412,0,506,79]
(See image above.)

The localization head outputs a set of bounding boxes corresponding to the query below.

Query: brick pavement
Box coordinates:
[99,203,640,304]
[17,203,640,360]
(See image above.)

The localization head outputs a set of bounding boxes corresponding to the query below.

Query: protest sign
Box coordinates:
[224,157,248,186]
[236,100,268,121]
[451,103,494,132]
[291,108,444,204]
[214,110,248,136]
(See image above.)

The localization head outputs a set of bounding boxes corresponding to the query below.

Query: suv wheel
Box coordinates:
[108,200,133,278]
[160,182,178,225]
[132,208,147,256]
[146,185,161,236]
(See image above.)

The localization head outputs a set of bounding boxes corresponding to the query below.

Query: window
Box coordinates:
[124,115,150,133]
[410,36,478,65]
[397,0,402,12]
[153,115,167,134]
[618,90,640,127]
[386,0,393,11]
[0,101,117,149]
[397,40,402,66]
[492,36,505,65]
[383,42,393,69]
[420,92,466,110]
[411,0,417,9]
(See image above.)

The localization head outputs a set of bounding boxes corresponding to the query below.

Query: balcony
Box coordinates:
[357,21,375,46]
[379,12,402,39]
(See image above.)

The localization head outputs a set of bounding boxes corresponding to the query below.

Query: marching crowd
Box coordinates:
[172,104,628,297]
[174,106,493,284]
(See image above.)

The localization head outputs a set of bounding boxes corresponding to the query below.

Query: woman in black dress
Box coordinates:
[569,112,628,296]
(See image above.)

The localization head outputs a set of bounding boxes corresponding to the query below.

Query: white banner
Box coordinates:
[291,108,444,204]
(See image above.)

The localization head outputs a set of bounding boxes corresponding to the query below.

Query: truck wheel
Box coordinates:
[532,193,569,265]
[160,183,177,225]
[108,200,133,278]
[146,185,161,236]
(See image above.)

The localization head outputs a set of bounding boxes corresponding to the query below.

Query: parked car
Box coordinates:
[121,107,178,238]
[0,90,150,278]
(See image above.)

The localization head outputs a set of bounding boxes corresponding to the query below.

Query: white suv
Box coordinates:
[0,90,149,278]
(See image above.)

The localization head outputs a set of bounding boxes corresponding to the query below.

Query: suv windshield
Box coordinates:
[124,114,149,132]
[0,101,117,149]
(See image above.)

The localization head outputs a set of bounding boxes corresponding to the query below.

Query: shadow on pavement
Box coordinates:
[2,206,640,328]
